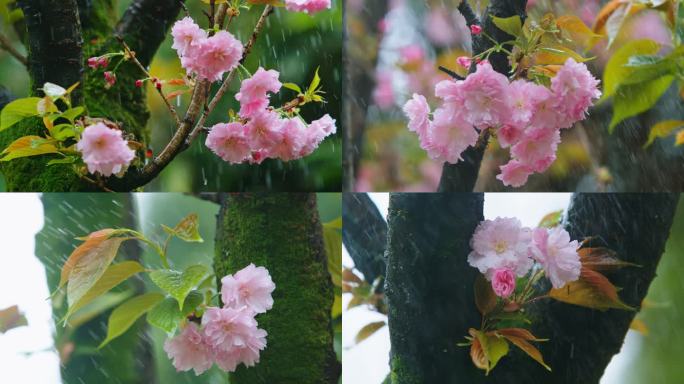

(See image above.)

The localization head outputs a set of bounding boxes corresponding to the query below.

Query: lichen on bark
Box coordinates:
[214,193,339,384]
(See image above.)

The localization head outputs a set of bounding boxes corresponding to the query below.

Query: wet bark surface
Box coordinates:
[342,193,387,285]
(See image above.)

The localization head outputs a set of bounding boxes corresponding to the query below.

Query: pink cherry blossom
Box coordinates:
[285,0,331,14]
[373,70,395,109]
[171,17,207,57]
[270,117,309,161]
[104,71,116,87]
[434,79,465,104]
[163,323,214,375]
[457,56,472,68]
[403,93,431,141]
[213,327,267,371]
[506,80,549,128]
[470,25,483,35]
[400,44,424,64]
[300,114,336,157]
[496,159,534,188]
[459,62,510,128]
[529,227,581,289]
[551,58,602,125]
[467,217,533,279]
[424,106,479,164]
[205,122,252,164]
[491,268,516,298]
[221,264,276,314]
[76,123,135,177]
[193,31,243,82]
[497,124,524,148]
[202,306,263,352]
[244,110,284,150]
[510,128,560,173]
[235,67,282,119]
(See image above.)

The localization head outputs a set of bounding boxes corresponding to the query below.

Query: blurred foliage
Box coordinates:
[0,0,342,191]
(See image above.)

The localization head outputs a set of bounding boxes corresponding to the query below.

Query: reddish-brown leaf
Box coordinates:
[579,247,640,271]
[58,229,115,289]
[499,334,552,371]
[495,328,548,342]
[474,274,497,315]
[548,267,634,311]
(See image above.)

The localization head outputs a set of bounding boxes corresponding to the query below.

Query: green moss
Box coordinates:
[214,194,335,384]
[0,0,150,191]
[390,355,421,384]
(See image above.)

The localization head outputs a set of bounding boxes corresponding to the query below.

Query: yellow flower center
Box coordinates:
[494,241,507,254]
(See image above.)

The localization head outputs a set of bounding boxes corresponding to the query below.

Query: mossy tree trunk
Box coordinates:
[348,192,678,383]
[213,193,340,384]
[0,0,182,191]
[36,193,154,384]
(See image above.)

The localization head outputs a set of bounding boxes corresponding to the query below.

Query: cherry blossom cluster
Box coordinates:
[404,58,601,187]
[468,217,581,297]
[164,264,276,375]
[76,123,135,177]
[171,17,243,82]
[285,0,331,14]
[205,67,336,164]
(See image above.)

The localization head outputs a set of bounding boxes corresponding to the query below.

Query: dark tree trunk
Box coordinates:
[36,193,154,384]
[438,0,528,192]
[385,193,484,383]
[214,193,340,384]
[342,192,387,284]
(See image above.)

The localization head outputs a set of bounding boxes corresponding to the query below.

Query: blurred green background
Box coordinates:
[0,0,342,191]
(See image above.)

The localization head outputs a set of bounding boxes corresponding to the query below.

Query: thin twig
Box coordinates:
[115,35,181,124]
[179,0,190,17]
[0,32,27,66]
[185,4,274,146]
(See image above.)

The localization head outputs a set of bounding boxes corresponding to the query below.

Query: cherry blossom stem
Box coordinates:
[115,36,181,125]
[185,4,274,147]
[0,33,27,66]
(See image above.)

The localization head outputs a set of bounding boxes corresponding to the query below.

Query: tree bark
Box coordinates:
[385,193,484,383]
[214,193,340,384]
[36,193,154,384]
[375,193,678,383]
[342,192,387,285]
[438,0,528,192]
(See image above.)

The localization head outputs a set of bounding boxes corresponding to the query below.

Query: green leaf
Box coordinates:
[0,97,41,131]
[149,265,209,309]
[609,75,674,132]
[644,120,684,147]
[65,261,145,321]
[0,135,59,161]
[0,305,27,333]
[162,213,203,243]
[324,217,342,230]
[147,290,203,334]
[309,67,321,93]
[471,329,510,375]
[59,107,85,123]
[323,222,342,288]
[474,274,497,315]
[354,321,386,344]
[50,124,78,141]
[99,293,164,348]
[47,156,77,166]
[491,15,523,37]
[601,39,660,101]
[538,210,563,228]
[283,82,302,94]
[67,291,133,329]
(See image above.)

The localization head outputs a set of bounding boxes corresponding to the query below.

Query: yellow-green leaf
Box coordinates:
[65,261,145,321]
[147,291,203,334]
[549,268,634,311]
[676,129,684,146]
[491,15,522,37]
[0,135,59,161]
[609,75,673,132]
[98,293,164,348]
[470,329,510,375]
[58,229,116,289]
[0,97,41,131]
[162,213,203,243]
[556,15,602,50]
[149,265,210,309]
[283,82,302,94]
[644,120,684,147]
[538,210,563,228]
[602,39,660,101]
[309,67,321,93]
[355,321,386,344]
[474,274,497,315]
[497,328,551,371]
[323,222,342,288]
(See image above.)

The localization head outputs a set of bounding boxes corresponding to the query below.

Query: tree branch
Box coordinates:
[115,0,185,67]
[438,0,528,192]
[18,0,83,103]
[341,193,388,285]
[457,0,480,28]
[0,32,27,66]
